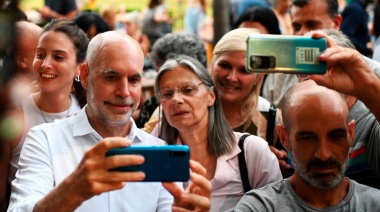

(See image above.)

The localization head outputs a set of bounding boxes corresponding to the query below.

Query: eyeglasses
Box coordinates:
[156,82,204,101]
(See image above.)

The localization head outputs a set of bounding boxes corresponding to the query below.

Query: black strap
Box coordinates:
[238,134,251,193]
[266,105,277,146]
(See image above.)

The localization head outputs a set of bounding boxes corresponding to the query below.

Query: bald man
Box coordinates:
[11,21,42,98]
[14,21,42,77]
[8,31,211,212]
[235,81,380,211]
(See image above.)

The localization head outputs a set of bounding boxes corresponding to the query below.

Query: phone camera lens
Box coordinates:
[251,56,274,69]
[169,151,187,156]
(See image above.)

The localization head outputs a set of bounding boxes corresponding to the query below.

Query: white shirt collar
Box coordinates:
[72,106,157,145]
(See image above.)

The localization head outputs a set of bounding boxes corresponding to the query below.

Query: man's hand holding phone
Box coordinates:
[35,137,145,211]
[68,138,145,200]
[309,31,380,121]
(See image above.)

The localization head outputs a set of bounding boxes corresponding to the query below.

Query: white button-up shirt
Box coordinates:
[8,107,173,212]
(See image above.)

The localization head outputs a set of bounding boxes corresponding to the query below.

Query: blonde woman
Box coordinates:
[210,28,269,138]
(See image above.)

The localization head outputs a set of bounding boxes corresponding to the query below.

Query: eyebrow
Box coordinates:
[295,131,315,137]
[329,129,347,135]
[101,69,142,78]
[36,47,67,53]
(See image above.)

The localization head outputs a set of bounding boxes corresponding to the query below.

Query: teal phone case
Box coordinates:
[106,145,190,182]
[246,34,327,74]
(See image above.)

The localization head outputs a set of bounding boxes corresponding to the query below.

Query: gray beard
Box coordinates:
[291,148,348,189]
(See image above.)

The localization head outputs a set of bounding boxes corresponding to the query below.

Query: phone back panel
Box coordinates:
[106,145,190,182]
[246,34,327,74]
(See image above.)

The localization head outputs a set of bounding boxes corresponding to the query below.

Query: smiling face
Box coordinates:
[33,31,80,94]
[279,86,354,189]
[159,65,215,132]
[211,51,260,104]
[81,34,144,128]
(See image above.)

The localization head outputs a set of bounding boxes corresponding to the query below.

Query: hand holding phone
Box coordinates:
[246,34,327,74]
[105,145,190,182]
[162,160,211,211]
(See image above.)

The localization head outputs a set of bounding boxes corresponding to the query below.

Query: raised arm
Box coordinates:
[310,31,380,122]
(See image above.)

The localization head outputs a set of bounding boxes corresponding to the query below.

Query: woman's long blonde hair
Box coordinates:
[210,28,266,137]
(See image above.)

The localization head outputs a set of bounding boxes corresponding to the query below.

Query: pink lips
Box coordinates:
[106,102,132,111]
[172,110,189,116]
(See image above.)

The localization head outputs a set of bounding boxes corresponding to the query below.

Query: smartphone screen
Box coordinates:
[105,145,190,182]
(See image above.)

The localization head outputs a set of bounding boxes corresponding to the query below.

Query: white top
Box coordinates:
[9,93,81,183]
[151,128,283,212]
[209,132,282,212]
[258,96,271,112]
[8,107,173,212]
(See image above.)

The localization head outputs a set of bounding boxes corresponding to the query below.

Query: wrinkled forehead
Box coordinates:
[90,36,144,71]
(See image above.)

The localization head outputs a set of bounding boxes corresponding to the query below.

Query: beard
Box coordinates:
[87,81,138,126]
[291,148,348,189]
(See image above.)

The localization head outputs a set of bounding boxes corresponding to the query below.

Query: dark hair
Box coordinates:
[148,0,162,9]
[74,11,109,39]
[374,3,380,38]
[233,6,281,34]
[149,32,207,68]
[292,0,339,19]
[42,19,89,107]
[155,55,235,157]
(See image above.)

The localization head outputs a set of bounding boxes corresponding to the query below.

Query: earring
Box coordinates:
[74,76,80,82]
[209,101,212,106]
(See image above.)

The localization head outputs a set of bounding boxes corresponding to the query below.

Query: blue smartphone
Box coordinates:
[246,34,327,74]
[105,145,190,182]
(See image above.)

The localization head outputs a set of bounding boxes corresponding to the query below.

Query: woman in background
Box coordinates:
[8,19,88,183]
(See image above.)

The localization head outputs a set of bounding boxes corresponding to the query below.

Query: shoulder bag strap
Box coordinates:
[266,105,277,146]
[238,134,252,193]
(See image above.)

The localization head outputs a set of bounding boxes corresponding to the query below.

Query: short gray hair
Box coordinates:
[305,29,355,49]
[149,32,207,69]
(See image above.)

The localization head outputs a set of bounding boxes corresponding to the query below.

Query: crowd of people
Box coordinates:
[1,0,380,211]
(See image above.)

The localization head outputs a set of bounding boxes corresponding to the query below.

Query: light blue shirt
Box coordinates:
[8,107,173,211]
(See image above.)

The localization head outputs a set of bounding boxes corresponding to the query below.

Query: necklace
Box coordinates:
[38,95,72,123]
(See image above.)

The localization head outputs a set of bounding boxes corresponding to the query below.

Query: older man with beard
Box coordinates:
[8,31,211,212]
[235,80,380,211]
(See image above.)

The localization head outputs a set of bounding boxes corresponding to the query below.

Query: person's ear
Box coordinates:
[277,124,290,151]
[80,62,90,89]
[207,88,216,106]
[333,14,342,29]
[348,120,355,146]
[16,55,27,69]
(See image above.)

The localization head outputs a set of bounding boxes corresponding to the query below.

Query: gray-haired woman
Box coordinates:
[152,55,282,212]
